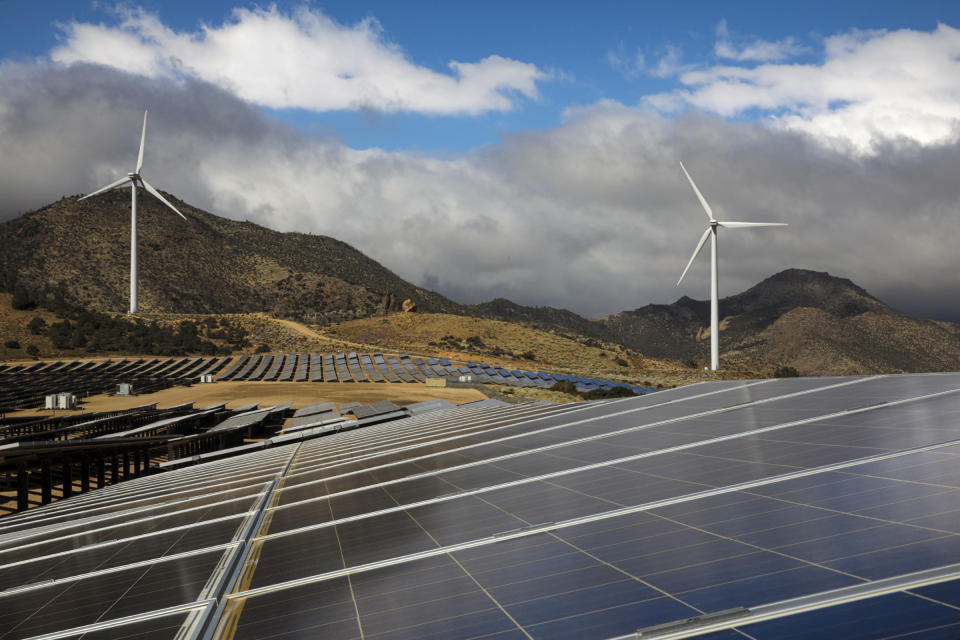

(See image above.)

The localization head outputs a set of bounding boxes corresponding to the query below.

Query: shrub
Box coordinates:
[11,286,35,310]
[774,366,800,378]
[26,344,39,357]
[520,350,536,360]
[550,380,578,395]
[582,386,636,400]
[4,340,20,349]
[27,317,47,335]
[614,356,629,367]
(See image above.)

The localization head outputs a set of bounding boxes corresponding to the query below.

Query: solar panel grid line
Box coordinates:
[0,494,265,563]
[291,375,882,480]
[190,443,304,640]
[287,399,629,469]
[604,561,960,640]
[0,479,273,549]
[293,407,528,460]
[274,381,901,510]
[19,599,214,640]
[233,434,960,603]
[289,403,564,460]
[283,403,584,478]
[0,448,292,519]
[0,462,283,531]
[284,405,523,461]
[0,511,251,576]
[258,420,960,546]
[277,379,830,492]
[0,541,239,599]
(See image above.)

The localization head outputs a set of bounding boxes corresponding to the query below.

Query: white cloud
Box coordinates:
[650,44,693,78]
[50,6,546,115]
[714,19,806,62]
[606,42,645,79]
[649,24,960,154]
[4,63,960,322]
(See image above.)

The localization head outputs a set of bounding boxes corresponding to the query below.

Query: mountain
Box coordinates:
[0,192,463,323]
[602,269,960,375]
[2,194,957,376]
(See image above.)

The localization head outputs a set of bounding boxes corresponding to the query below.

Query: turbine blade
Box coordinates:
[717,221,788,229]
[136,110,147,173]
[79,175,133,200]
[679,160,714,221]
[141,179,187,220]
[677,227,712,286]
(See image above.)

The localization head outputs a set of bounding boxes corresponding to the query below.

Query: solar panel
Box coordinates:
[278,352,298,381]
[4,373,960,640]
[263,353,286,380]
[294,352,309,382]
[310,353,324,382]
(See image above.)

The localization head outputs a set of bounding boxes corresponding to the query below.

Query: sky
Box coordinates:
[2,1,960,321]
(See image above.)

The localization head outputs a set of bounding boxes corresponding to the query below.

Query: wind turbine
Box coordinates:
[676,161,786,371]
[80,110,186,314]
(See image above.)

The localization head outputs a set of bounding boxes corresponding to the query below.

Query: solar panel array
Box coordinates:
[0,356,232,412]
[2,373,960,639]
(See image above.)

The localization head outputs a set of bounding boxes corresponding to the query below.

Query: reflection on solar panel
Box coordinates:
[5,374,960,639]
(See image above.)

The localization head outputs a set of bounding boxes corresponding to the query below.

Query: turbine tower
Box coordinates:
[80,111,186,314]
[676,161,786,371]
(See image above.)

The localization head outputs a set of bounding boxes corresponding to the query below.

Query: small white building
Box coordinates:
[44,392,77,410]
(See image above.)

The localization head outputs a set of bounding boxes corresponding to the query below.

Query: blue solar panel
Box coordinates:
[7,373,960,640]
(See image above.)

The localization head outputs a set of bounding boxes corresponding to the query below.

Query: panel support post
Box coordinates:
[41,465,52,505]
[17,468,29,512]
[81,456,90,493]
[62,460,73,499]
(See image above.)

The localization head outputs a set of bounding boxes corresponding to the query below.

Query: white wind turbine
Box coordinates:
[80,110,186,314]
[676,161,786,371]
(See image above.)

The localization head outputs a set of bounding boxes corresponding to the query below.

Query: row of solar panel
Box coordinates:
[2,374,960,639]
[0,356,234,411]
[208,351,651,393]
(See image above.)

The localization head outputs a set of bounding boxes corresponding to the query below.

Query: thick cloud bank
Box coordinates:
[3,17,960,322]
[2,63,959,321]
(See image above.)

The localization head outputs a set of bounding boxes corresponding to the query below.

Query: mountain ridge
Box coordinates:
[2,194,958,376]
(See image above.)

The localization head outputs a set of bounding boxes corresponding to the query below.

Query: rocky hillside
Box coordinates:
[468,269,960,375]
[0,192,463,323]
[581,270,960,375]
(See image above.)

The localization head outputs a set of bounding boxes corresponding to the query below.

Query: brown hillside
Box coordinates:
[320,312,718,387]
[0,193,463,323]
